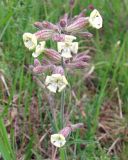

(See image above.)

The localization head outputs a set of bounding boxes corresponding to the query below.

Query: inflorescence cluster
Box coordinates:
[23,9,103,148]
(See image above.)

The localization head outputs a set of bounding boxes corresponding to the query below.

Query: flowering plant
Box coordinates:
[23,4,102,159]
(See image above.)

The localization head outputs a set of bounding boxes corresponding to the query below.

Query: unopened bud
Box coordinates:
[59,126,71,138]
[52,33,65,42]
[78,32,93,38]
[73,52,91,62]
[59,123,84,138]
[71,123,84,131]
[66,61,89,69]
[59,13,68,28]
[34,59,41,67]
[73,9,87,20]
[35,29,54,40]
[33,65,44,74]
[42,59,51,65]
[60,20,67,28]
[65,17,89,33]
[34,22,44,29]
[53,66,64,75]
[42,21,59,31]
[77,9,87,18]
[88,4,94,10]
[44,49,61,62]
[69,0,75,9]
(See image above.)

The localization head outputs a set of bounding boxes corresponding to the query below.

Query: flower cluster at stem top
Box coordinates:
[23,8,103,148]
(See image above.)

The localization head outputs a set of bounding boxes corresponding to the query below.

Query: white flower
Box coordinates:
[57,35,78,58]
[45,74,68,93]
[23,33,37,50]
[51,134,66,148]
[32,41,46,57]
[64,35,76,43]
[89,9,103,29]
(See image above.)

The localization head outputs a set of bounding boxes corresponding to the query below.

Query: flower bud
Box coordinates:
[88,4,94,10]
[52,33,65,42]
[66,61,89,69]
[78,32,93,38]
[34,58,41,67]
[52,66,64,75]
[33,65,44,74]
[44,49,61,62]
[34,22,44,29]
[59,13,68,28]
[60,20,67,28]
[73,51,91,62]
[77,9,87,18]
[33,58,52,74]
[50,123,84,147]
[42,21,59,31]
[42,59,51,65]
[59,123,84,137]
[65,17,89,33]
[59,126,72,138]
[71,123,84,131]
[69,0,75,9]
[35,29,54,40]
[73,9,87,21]
[33,64,52,74]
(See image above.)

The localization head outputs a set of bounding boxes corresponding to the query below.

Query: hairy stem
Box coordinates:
[61,89,65,128]
[61,57,65,128]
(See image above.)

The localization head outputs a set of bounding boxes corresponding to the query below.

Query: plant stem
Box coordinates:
[52,147,57,160]
[61,89,65,128]
[61,57,65,128]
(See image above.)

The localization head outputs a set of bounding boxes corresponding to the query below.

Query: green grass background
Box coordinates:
[0,0,128,159]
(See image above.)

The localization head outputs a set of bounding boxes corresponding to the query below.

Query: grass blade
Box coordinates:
[0,118,16,160]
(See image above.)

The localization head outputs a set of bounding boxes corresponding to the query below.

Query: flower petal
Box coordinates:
[58,84,66,92]
[51,134,66,148]
[89,9,103,29]
[32,52,41,58]
[57,42,65,52]
[47,83,58,93]
[61,48,72,58]
[32,41,46,57]
[70,42,78,54]
[23,33,37,50]
[65,35,76,43]
[62,75,68,85]
[36,41,46,52]
[45,74,68,93]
